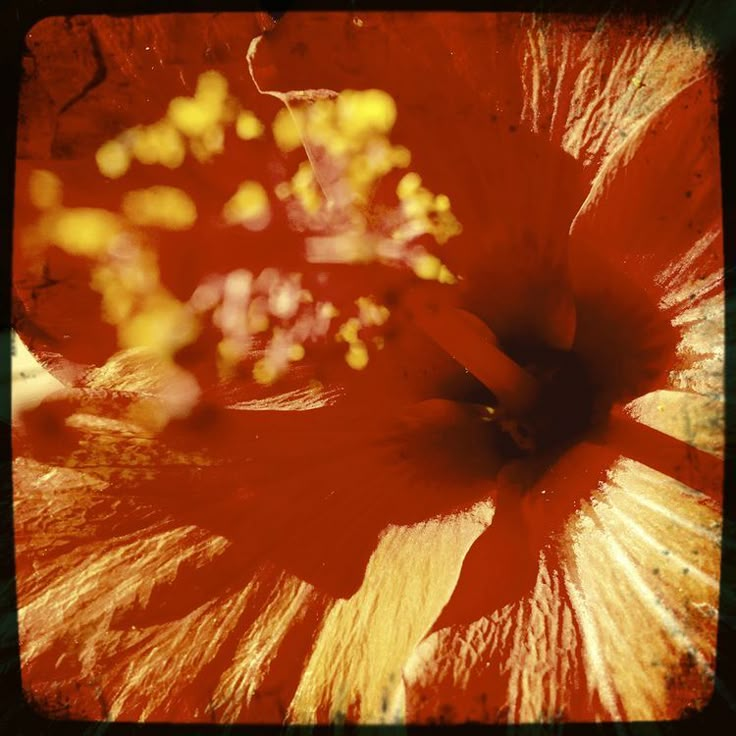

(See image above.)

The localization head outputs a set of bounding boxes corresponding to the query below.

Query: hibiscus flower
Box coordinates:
[11,10,725,725]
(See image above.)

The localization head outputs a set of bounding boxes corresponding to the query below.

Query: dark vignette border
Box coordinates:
[0,0,734,734]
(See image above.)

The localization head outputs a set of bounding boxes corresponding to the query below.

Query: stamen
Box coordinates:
[408,293,540,416]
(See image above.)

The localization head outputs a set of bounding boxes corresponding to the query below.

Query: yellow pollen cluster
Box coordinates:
[130,121,186,169]
[122,186,197,230]
[23,165,201,373]
[335,296,391,370]
[217,337,249,371]
[118,295,199,356]
[410,252,457,284]
[272,106,304,153]
[345,342,369,370]
[285,161,322,214]
[40,208,123,257]
[288,343,306,362]
[272,87,461,295]
[318,302,339,320]
[252,357,279,385]
[86,236,200,362]
[395,172,462,245]
[336,89,397,140]
[94,70,264,179]
[168,71,229,140]
[247,299,270,334]
[26,67,470,398]
[337,317,362,344]
[356,296,390,326]
[202,267,330,382]
[222,181,271,230]
[274,89,411,225]
[91,250,159,324]
[250,326,304,385]
[95,140,132,179]
[236,110,265,140]
[28,169,63,210]
[347,143,411,203]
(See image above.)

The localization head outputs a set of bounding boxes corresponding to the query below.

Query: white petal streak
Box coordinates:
[670,291,725,397]
[288,501,493,724]
[563,459,720,719]
[562,567,623,720]
[626,390,724,458]
[603,502,719,591]
[404,557,583,723]
[19,527,228,661]
[106,587,254,721]
[520,17,708,173]
[213,575,317,721]
[657,230,721,300]
[505,556,582,723]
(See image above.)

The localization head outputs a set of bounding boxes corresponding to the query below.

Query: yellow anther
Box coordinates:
[90,256,159,325]
[272,107,303,153]
[438,264,457,284]
[348,154,373,190]
[122,186,197,230]
[236,110,265,140]
[345,340,369,370]
[247,301,270,333]
[306,98,338,147]
[274,182,291,200]
[291,161,321,214]
[292,161,314,190]
[217,337,248,366]
[434,194,451,212]
[411,252,443,281]
[300,188,322,214]
[95,141,131,179]
[222,181,270,229]
[336,89,397,138]
[168,96,220,138]
[104,287,134,324]
[403,189,434,219]
[337,317,361,344]
[119,297,198,355]
[324,134,350,157]
[269,283,299,320]
[373,336,385,350]
[150,121,186,169]
[28,169,62,209]
[319,302,339,319]
[356,296,390,326]
[188,125,225,162]
[195,70,228,103]
[288,343,305,362]
[130,126,162,165]
[91,266,136,324]
[434,213,463,244]
[252,357,279,385]
[397,172,422,199]
[46,208,121,257]
[390,145,411,168]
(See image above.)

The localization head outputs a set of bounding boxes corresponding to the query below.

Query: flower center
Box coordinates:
[411,296,599,464]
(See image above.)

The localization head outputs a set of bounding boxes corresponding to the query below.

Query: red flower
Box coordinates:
[12,11,724,724]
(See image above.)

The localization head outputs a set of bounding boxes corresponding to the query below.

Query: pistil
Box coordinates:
[407,292,540,416]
